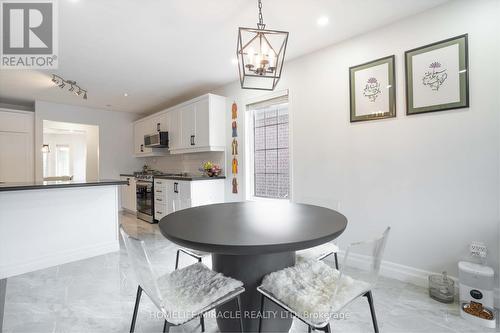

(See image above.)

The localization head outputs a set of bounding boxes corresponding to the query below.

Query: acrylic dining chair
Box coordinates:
[257,227,391,333]
[119,226,245,333]
[294,196,342,269]
[296,242,340,269]
[170,199,211,270]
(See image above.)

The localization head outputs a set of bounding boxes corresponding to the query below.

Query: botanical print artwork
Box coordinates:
[363,77,381,102]
[350,55,396,122]
[422,62,447,91]
[405,34,468,114]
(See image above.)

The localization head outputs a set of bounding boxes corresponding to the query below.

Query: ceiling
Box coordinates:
[0,0,448,114]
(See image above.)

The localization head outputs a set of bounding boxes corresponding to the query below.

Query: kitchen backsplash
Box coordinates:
[145,151,225,175]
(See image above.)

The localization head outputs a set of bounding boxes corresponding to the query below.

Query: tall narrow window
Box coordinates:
[55,145,70,177]
[248,96,289,199]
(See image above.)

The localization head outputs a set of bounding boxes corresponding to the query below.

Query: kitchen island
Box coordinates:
[0,179,126,331]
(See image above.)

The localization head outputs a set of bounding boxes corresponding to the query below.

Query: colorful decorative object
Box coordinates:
[232,120,238,137]
[349,55,396,122]
[405,34,469,115]
[232,102,238,119]
[232,177,238,194]
[231,101,239,194]
[232,157,238,175]
[200,161,222,177]
[232,138,238,155]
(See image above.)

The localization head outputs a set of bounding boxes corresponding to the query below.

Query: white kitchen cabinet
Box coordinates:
[180,103,196,149]
[0,109,34,183]
[153,178,224,221]
[133,94,226,156]
[170,94,226,154]
[168,108,182,150]
[133,114,169,157]
[133,119,152,155]
[120,176,137,212]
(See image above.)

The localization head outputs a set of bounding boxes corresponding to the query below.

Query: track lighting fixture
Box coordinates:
[51,74,88,100]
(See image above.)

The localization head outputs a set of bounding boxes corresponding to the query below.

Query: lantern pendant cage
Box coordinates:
[236,0,289,91]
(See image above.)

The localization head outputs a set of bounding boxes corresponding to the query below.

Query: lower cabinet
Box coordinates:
[120,176,137,212]
[153,178,224,221]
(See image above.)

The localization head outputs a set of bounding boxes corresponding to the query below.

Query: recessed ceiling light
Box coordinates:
[317,16,329,27]
[231,58,238,65]
[124,93,129,97]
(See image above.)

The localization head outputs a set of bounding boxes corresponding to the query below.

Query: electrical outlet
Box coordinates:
[470,241,487,258]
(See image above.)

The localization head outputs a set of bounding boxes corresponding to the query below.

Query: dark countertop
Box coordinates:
[154,175,226,181]
[119,173,135,177]
[0,179,127,192]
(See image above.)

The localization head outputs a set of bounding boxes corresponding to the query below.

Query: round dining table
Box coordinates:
[159,201,347,333]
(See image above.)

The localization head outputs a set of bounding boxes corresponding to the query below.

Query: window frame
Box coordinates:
[55,144,71,177]
[245,90,292,202]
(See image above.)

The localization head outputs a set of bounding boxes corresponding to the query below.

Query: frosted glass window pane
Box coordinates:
[255,127,265,150]
[265,125,277,149]
[266,149,277,173]
[278,106,288,124]
[255,174,266,197]
[278,123,288,148]
[278,174,289,199]
[251,98,289,199]
[278,149,288,174]
[266,174,278,197]
[255,151,265,173]
[255,109,266,127]
[265,107,277,126]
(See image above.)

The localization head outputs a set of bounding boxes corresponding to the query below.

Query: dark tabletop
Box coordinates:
[0,179,127,192]
[159,201,348,255]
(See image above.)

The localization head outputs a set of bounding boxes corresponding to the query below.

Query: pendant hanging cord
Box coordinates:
[257,0,265,29]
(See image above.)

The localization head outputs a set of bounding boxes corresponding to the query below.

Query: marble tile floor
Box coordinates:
[3,212,498,333]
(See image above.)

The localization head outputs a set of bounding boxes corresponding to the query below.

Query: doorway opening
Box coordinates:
[42,120,99,181]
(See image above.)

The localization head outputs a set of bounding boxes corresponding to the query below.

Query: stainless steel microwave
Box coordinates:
[144,132,168,148]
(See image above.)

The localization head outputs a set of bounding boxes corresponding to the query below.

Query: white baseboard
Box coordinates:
[343,252,500,309]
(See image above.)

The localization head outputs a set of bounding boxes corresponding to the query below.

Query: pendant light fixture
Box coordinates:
[236,0,289,91]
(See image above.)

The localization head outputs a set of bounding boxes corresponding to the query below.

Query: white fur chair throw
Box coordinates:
[157,263,243,324]
[261,260,370,325]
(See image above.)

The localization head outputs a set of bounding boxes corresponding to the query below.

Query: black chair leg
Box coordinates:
[200,314,205,332]
[175,250,180,270]
[236,295,244,333]
[365,291,379,333]
[130,286,142,333]
[163,320,173,333]
[258,293,265,333]
[334,253,339,270]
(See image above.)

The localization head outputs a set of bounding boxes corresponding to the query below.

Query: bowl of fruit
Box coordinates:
[200,161,222,177]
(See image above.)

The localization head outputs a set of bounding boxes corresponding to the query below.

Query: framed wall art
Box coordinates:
[405,34,469,115]
[349,55,396,122]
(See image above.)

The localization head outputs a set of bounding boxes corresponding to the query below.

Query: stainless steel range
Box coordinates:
[135,172,158,223]
[135,171,190,223]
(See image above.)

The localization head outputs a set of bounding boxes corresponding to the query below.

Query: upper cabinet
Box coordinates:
[170,94,226,154]
[133,94,226,157]
[133,112,170,157]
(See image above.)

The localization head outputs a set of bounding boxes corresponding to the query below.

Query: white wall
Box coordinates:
[213,0,500,287]
[35,101,143,180]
